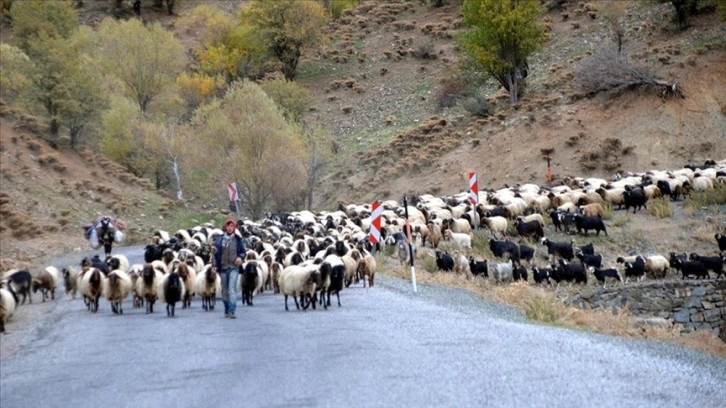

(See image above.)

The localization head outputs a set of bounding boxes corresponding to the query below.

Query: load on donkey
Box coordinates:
[83,215,127,256]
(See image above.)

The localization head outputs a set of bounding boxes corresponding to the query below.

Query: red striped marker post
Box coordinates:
[469,172,479,230]
[369,201,382,255]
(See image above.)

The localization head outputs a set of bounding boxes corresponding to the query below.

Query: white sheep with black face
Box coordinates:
[194,265,220,311]
[0,286,17,333]
[278,262,321,311]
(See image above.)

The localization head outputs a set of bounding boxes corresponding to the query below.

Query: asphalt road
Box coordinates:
[1,246,725,408]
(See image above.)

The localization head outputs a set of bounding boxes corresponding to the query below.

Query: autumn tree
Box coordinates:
[95,18,186,115]
[240,0,327,80]
[9,0,77,52]
[176,72,225,112]
[190,80,306,219]
[458,0,546,105]
[100,96,154,177]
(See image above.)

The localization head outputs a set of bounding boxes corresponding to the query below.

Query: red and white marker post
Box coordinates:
[468,172,479,230]
[369,201,382,255]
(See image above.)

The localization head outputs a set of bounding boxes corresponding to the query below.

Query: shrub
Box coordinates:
[460,93,494,117]
[683,184,726,214]
[413,41,436,59]
[648,198,673,218]
[435,78,464,111]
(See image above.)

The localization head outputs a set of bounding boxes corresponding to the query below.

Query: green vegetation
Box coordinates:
[458,0,546,105]
[523,294,563,323]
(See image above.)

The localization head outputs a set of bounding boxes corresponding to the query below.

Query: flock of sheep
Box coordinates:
[1,160,725,333]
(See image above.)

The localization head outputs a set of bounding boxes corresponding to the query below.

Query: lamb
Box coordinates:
[103,269,132,315]
[278,263,322,311]
[78,267,105,312]
[644,255,670,279]
[135,263,163,314]
[0,287,17,333]
[442,229,472,249]
[158,270,185,317]
[480,216,508,239]
[1,269,32,305]
[61,267,78,299]
[32,266,59,302]
[194,265,221,311]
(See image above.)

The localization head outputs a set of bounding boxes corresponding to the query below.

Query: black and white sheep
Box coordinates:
[623,256,646,283]
[588,267,622,288]
[468,256,488,278]
[514,218,544,239]
[531,266,552,285]
[1,269,32,305]
[673,259,709,280]
[240,261,260,307]
[575,251,603,269]
[551,259,587,285]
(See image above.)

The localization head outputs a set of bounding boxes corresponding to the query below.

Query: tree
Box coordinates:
[190,80,306,219]
[100,96,152,177]
[260,76,314,123]
[240,0,326,80]
[9,0,77,52]
[301,124,334,210]
[458,0,546,105]
[0,43,33,105]
[95,18,186,115]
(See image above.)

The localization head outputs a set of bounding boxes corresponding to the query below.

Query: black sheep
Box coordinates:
[715,233,726,252]
[435,250,455,272]
[163,272,183,317]
[688,253,725,279]
[623,256,646,283]
[573,214,607,236]
[590,267,622,287]
[622,187,647,214]
[240,262,259,306]
[320,260,345,309]
[531,266,551,285]
[513,265,528,282]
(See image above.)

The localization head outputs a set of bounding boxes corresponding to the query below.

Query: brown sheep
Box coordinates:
[427,221,442,248]
[32,266,59,302]
[356,253,377,288]
[579,203,604,218]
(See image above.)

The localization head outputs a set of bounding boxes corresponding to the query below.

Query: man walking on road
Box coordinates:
[213,219,246,319]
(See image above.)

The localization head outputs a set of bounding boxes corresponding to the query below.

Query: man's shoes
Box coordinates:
[228,313,236,319]
[224,312,230,318]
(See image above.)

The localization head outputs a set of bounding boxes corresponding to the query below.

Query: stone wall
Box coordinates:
[568,279,726,339]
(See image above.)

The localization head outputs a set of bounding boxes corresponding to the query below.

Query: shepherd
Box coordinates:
[83,215,127,256]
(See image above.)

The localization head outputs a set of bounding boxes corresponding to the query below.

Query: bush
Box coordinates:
[460,93,494,117]
[413,41,436,59]
[435,78,464,111]
[648,198,673,218]
[683,184,726,214]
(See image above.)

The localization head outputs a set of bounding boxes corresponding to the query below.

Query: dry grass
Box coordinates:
[381,265,726,359]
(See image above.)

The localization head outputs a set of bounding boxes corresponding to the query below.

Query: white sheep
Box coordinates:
[103,269,132,315]
[492,260,514,284]
[127,263,144,308]
[32,266,59,302]
[171,261,196,309]
[135,263,164,314]
[452,251,470,277]
[481,216,508,239]
[278,262,321,311]
[596,187,626,209]
[193,265,221,311]
[644,255,670,279]
[443,229,472,249]
[0,287,17,333]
